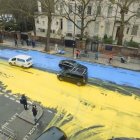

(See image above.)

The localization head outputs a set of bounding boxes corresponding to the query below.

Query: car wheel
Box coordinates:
[9,62,13,65]
[59,64,63,68]
[77,82,82,86]
[58,76,63,81]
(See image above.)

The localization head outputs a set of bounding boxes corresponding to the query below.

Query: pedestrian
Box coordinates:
[108,54,113,64]
[95,52,99,60]
[21,39,24,46]
[75,49,80,58]
[26,39,29,46]
[31,40,35,48]
[32,105,38,122]
[20,94,28,110]
[14,39,18,47]
[120,56,126,63]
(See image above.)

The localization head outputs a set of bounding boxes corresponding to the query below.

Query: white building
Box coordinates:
[35,0,140,43]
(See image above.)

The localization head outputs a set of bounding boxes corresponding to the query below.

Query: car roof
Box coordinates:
[63,66,87,76]
[36,126,67,140]
[62,60,77,63]
[14,55,31,59]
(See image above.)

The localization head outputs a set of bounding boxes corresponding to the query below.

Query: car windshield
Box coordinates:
[26,57,32,62]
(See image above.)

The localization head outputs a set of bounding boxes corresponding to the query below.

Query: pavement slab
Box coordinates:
[18,105,43,125]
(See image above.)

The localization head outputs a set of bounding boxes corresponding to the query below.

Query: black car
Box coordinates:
[35,126,67,140]
[57,66,88,86]
[59,60,79,70]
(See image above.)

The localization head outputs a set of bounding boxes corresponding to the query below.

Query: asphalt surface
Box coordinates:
[0,90,55,140]
[0,40,140,140]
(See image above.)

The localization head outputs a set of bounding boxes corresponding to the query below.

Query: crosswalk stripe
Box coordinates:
[10,97,15,100]
[4,95,9,98]
[16,100,20,103]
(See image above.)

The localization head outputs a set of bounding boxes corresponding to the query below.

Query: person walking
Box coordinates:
[108,54,113,64]
[14,39,18,47]
[95,52,99,60]
[20,94,28,110]
[32,105,38,122]
[75,49,80,58]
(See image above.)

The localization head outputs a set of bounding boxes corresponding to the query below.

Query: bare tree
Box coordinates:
[39,0,59,52]
[4,0,37,34]
[61,0,102,40]
[110,0,140,45]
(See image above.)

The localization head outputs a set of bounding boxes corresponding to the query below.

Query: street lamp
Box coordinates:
[73,37,75,57]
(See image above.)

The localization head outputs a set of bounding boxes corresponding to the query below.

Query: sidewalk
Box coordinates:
[2,39,140,71]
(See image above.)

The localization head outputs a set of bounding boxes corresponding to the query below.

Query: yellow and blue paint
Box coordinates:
[0,59,140,140]
[0,49,140,88]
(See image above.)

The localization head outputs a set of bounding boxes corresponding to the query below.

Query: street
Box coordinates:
[0,57,140,139]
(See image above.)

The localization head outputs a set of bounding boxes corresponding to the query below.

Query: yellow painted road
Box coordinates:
[0,60,140,140]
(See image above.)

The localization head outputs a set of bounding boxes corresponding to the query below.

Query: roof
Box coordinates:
[14,55,31,59]
[35,126,66,140]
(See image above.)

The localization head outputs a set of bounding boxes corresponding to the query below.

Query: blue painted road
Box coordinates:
[0,49,140,88]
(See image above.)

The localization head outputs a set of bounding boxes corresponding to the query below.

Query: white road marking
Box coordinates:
[13,95,18,98]
[10,97,15,100]
[47,110,53,113]
[7,92,12,95]
[2,90,6,93]
[16,100,20,103]
[28,101,33,105]
[4,95,9,98]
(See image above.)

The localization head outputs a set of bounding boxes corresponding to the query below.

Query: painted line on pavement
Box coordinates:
[4,95,9,98]
[48,110,53,113]
[10,97,15,101]
[16,100,20,103]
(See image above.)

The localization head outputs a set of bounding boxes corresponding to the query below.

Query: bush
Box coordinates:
[103,34,113,44]
[126,40,139,48]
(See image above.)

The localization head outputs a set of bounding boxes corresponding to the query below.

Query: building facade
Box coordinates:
[35,0,140,44]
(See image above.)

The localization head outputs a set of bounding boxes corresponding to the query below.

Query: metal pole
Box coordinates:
[73,1,76,57]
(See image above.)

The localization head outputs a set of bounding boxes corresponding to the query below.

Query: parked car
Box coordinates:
[35,126,67,140]
[57,65,88,86]
[8,54,33,68]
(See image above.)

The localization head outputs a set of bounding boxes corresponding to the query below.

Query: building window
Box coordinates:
[39,28,45,32]
[67,20,72,32]
[97,5,101,15]
[137,8,140,18]
[107,6,113,17]
[87,6,92,15]
[105,22,110,35]
[60,4,63,14]
[131,25,139,36]
[94,22,99,34]
[69,4,73,13]
[77,20,81,33]
[55,4,59,11]
[60,19,63,30]
[36,19,39,24]
[78,5,83,14]
[42,21,45,25]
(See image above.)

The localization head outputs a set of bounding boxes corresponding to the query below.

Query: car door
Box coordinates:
[65,73,76,83]
[16,58,25,66]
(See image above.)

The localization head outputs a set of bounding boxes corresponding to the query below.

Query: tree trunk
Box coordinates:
[80,28,84,40]
[44,15,52,52]
[117,10,125,45]
[32,18,36,36]
[117,24,124,45]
